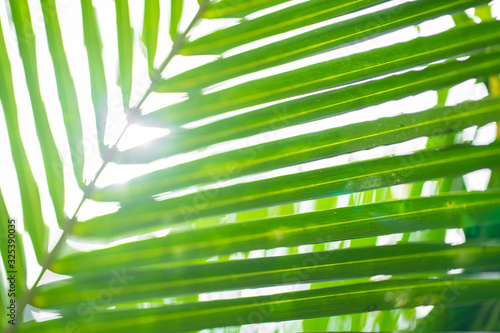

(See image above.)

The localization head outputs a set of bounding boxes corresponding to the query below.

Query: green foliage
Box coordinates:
[0,0,499,332]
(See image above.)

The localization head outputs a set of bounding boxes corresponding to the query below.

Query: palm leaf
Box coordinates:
[142,0,160,75]
[0,18,48,262]
[39,0,86,188]
[21,279,500,332]
[37,243,500,309]
[170,0,183,41]
[0,0,499,332]
[114,0,134,111]
[53,191,500,274]
[8,0,66,224]
[81,0,109,156]
[0,189,26,330]
[126,50,500,162]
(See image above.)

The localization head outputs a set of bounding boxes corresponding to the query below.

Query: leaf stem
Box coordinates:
[4,1,210,332]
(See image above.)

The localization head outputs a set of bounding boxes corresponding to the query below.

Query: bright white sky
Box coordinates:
[0,1,499,327]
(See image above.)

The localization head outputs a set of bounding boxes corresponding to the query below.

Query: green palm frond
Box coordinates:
[0,0,499,332]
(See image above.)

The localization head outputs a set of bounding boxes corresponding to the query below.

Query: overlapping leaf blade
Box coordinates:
[174,0,490,88]
[170,0,183,41]
[148,21,500,126]
[114,0,134,110]
[20,279,500,333]
[98,98,500,202]
[40,0,86,188]
[0,189,26,327]
[8,0,65,224]
[36,244,500,309]
[81,0,109,156]
[56,191,500,274]
[0,21,49,262]
[185,0,393,55]
[125,50,500,163]
[142,0,160,75]
[75,143,500,239]
[203,0,289,18]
